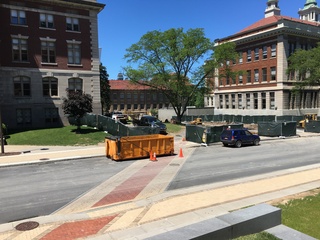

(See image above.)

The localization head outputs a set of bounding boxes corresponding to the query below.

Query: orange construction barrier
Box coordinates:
[179,148,184,158]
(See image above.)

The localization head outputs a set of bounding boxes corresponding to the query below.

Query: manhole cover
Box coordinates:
[40,148,49,150]
[15,221,39,231]
[169,163,180,166]
[40,158,50,161]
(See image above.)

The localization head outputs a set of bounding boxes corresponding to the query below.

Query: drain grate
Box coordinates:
[39,158,50,161]
[15,221,39,231]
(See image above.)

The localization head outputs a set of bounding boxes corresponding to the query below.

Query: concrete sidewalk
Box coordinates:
[0,131,319,239]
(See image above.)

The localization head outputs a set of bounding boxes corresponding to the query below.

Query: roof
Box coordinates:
[216,15,320,43]
[109,80,151,90]
[237,15,319,34]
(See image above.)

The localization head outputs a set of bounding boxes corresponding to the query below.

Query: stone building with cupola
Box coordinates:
[206,0,320,117]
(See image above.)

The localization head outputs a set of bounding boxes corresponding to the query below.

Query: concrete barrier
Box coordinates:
[146,204,281,240]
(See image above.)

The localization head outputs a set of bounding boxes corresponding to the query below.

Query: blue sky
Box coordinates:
[98,0,304,79]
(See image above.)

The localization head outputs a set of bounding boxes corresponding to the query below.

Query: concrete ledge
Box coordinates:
[146,204,281,240]
[266,225,317,240]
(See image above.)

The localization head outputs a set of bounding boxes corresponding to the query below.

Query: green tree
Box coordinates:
[287,43,320,93]
[100,63,111,115]
[214,42,243,83]
[62,91,93,132]
[124,28,216,123]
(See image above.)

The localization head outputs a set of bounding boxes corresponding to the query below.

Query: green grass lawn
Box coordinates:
[6,123,184,146]
[7,126,108,146]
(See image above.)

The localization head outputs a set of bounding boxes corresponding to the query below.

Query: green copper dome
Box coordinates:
[304,0,318,9]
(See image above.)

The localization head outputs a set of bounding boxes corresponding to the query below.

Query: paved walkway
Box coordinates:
[0,131,319,239]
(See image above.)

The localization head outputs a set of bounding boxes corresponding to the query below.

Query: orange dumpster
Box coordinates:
[105,134,174,161]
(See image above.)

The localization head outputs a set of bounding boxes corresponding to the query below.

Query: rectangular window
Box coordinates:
[289,42,296,55]
[271,44,277,57]
[238,94,242,109]
[45,108,59,123]
[66,17,79,31]
[127,93,131,99]
[12,38,28,62]
[247,49,251,62]
[67,43,81,64]
[225,95,229,109]
[271,67,276,81]
[231,76,236,85]
[262,92,266,109]
[219,95,223,109]
[43,77,58,96]
[254,69,259,82]
[11,10,26,25]
[14,76,30,96]
[120,93,124,99]
[239,75,243,84]
[254,93,258,109]
[246,93,251,109]
[231,94,235,109]
[238,52,243,64]
[263,46,268,59]
[40,13,54,28]
[270,92,275,109]
[41,41,56,63]
[254,48,259,61]
[134,104,138,109]
[68,78,82,92]
[262,68,267,82]
[16,108,31,125]
[247,70,251,83]
[140,93,144,100]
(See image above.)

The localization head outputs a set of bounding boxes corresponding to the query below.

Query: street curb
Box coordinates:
[0,154,105,168]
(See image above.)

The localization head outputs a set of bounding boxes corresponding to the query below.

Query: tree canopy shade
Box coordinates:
[62,91,93,131]
[123,28,216,123]
[287,43,320,92]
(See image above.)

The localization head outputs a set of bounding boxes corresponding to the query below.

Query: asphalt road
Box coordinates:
[1,136,319,224]
[0,158,131,224]
[167,136,320,190]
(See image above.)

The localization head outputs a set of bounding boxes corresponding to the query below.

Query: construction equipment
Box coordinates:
[299,114,317,128]
[190,118,203,125]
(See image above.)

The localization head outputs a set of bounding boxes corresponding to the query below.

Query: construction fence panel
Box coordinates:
[305,121,320,133]
[186,125,205,144]
[258,122,296,137]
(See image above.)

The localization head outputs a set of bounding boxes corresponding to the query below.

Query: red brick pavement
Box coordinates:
[40,215,117,240]
[92,156,173,207]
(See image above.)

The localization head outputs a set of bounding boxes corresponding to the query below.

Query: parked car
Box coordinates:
[133,115,167,134]
[111,112,127,124]
[220,128,260,148]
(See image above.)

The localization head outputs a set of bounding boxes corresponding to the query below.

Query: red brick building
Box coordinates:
[208,0,320,117]
[109,79,170,114]
[0,0,104,129]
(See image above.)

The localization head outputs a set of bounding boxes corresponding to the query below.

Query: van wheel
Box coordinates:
[223,143,228,147]
[235,140,242,148]
[253,139,260,146]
